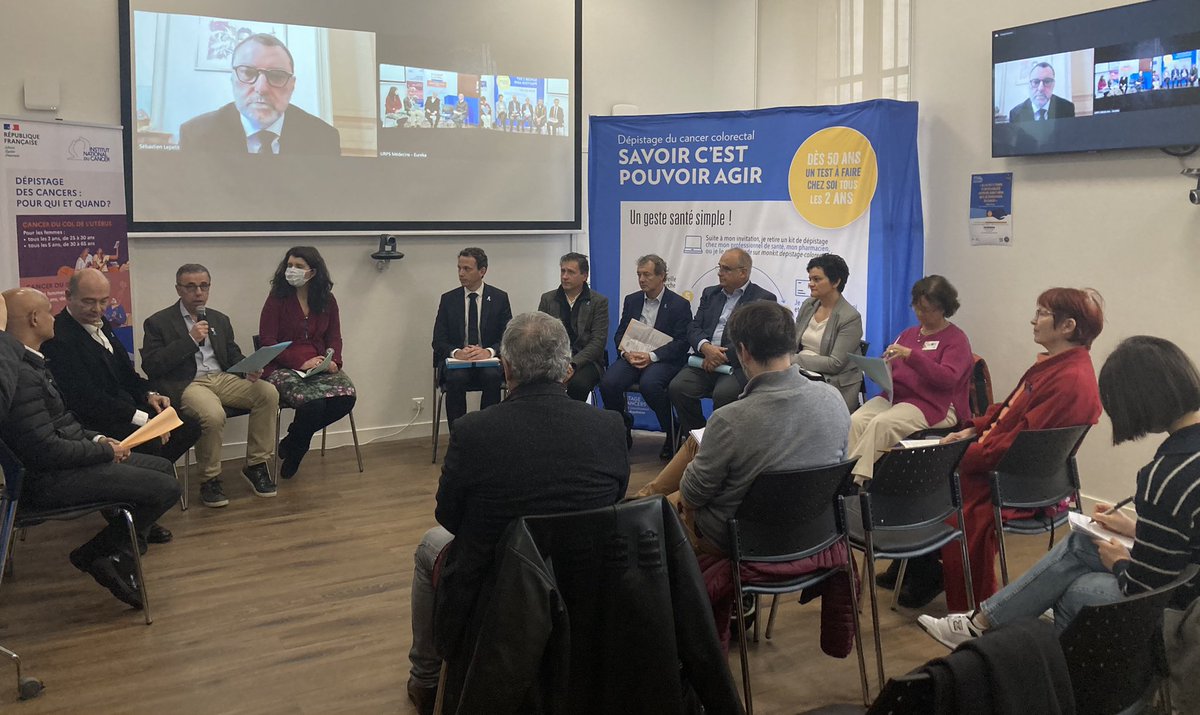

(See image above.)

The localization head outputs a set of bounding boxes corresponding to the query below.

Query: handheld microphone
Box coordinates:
[196,308,208,346]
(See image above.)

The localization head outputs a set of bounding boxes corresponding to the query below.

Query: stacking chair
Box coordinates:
[1060,564,1199,714]
[989,425,1090,585]
[728,459,869,712]
[845,439,974,688]
[0,441,44,700]
[0,441,152,625]
[252,335,364,479]
[627,382,679,455]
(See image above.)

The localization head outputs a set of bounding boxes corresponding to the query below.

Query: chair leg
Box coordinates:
[890,559,908,612]
[958,533,977,612]
[764,594,780,640]
[732,566,754,715]
[320,426,327,457]
[844,544,871,707]
[432,388,444,464]
[0,644,42,700]
[752,594,761,643]
[348,411,364,472]
[179,451,191,512]
[862,537,886,691]
[272,409,282,487]
[994,503,1010,586]
[118,509,151,625]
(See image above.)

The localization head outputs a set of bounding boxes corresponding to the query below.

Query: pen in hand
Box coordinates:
[1091,495,1134,523]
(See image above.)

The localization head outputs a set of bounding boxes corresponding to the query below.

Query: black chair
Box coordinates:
[252,335,364,478]
[728,460,870,712]
[627,382,679,455]
[846,439,974,689]
[0,441,44,700]
[0,441,153,626]
[989,425,1090,585]
[857,340,869,409]
[1060,563,1199,715]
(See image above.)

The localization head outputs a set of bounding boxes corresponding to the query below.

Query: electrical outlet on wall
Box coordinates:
[412,397,424,414]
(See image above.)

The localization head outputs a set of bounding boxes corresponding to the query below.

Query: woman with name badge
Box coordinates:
[258,246,356,479]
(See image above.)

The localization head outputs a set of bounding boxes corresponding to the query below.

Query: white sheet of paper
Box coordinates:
[619,319,673,354]
[1067,511,1134,550]
[690,428,705,445]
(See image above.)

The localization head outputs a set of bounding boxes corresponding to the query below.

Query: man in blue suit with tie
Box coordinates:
[599,255,692,458]
[668,248,777,436]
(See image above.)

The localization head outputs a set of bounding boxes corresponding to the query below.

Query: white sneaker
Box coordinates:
[917,613,982,649]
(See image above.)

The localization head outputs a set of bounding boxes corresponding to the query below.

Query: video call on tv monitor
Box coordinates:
[992,0,1200,158]
[119,0,582,233]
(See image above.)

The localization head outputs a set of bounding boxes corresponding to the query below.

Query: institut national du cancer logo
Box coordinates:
[67,136,111,162]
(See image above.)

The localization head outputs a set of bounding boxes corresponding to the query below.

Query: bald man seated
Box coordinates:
[42,269,202,544]
[0,288,180,610]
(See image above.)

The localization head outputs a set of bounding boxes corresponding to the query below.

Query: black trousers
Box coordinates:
[565,362,602,402]
[443,366,504,429]
[285,395,357,452]
[25,452,180,559]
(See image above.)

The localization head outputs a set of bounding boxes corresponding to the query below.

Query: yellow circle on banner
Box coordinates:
[788,127,878,229]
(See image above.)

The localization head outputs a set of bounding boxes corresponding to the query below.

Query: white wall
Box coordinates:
[911,0,1200,503]
[0,0,747,455]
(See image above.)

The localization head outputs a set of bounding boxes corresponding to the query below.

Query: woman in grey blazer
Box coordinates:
[792,253,863,413]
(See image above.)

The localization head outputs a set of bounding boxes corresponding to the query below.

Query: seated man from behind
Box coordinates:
[406,312,629,715]
[0,288,180,610]
[43,269,202,545]
[598,253,692,457]
[668,248,777,436]
[536,252,609,402]
[641,301,850,554]
[141,264,279,507]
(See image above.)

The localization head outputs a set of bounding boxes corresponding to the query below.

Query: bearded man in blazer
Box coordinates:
[668,248,778,436]
[598,254,692,457]
[178,33,340,155]
[536,252,609,402]
[432,247,513,431]
[141,264,279,508]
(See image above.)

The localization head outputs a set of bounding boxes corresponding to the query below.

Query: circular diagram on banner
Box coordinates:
[788,127,878,229]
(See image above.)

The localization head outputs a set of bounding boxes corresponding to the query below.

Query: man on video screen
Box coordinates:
[179,33,341,155]
[1009,62,1076,123]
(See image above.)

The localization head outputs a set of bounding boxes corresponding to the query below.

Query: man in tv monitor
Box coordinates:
[1009,62,1075,123]
[178,33,341,155]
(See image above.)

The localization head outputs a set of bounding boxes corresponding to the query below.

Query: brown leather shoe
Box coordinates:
[407,678,436,715]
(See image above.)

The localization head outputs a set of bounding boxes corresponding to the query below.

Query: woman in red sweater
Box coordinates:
[259,246,356,479]
[938,287,1105,611]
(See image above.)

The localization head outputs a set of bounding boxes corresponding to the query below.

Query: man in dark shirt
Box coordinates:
[406,312,628,714]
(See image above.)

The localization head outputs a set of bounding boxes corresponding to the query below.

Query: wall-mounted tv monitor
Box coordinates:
[119,0,581,233]
[992,0,1200,158]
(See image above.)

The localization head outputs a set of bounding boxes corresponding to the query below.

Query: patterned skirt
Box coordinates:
[267,369,356,408]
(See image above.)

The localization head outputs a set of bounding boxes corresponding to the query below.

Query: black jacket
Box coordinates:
[179,102,341,155]
[0,346,112,472]
[431,284,513,366]
[434,382,628,663]
[687,282,777,371]
[446,497,744,715]
[42,309,152,437]
[613,288,693,366]
[141,302,246,406]
[0,331,23,422]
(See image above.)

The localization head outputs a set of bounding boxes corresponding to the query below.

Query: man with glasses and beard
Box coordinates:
[179,33,341,155]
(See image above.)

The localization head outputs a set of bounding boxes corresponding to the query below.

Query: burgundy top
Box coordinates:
[258,292,343,376]
[888,322,973,426]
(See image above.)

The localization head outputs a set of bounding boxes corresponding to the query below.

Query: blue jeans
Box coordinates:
[981,532,1123,631]
[408,526,454,686]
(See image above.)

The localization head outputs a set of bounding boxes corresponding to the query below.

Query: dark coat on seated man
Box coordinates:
[431,282,513,428]
[43,308,201,464]
[178,102,341,156]
[434,379,630,655]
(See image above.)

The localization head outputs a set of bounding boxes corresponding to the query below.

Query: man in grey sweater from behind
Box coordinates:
[677,300,851,554]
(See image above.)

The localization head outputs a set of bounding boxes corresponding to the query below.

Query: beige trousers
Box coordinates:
[847,396,956,481]
[182,373,279,478]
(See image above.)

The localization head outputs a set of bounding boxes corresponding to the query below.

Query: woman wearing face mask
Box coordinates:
[259,246,356,479]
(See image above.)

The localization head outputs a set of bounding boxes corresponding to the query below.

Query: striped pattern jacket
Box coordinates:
[1116,423,1200,609]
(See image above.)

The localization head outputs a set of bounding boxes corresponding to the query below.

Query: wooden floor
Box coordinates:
[0,434,1049,714]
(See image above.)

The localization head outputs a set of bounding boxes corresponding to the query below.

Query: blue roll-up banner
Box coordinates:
[589,100,924,430]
